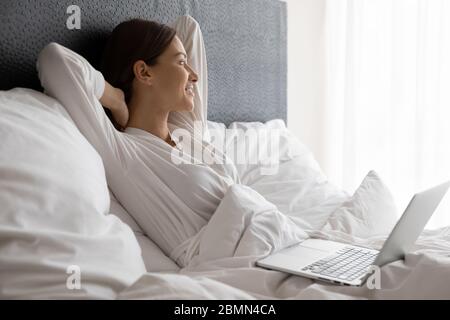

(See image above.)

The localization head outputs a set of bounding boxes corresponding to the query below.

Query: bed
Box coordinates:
[1,0,450,300]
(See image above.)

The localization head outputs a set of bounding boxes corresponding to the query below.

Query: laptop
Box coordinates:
[257,181,450,286]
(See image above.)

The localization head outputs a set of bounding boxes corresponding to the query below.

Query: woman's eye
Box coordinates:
[180,60,186,65]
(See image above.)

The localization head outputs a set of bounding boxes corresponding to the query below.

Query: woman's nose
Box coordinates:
[186,64,198,83]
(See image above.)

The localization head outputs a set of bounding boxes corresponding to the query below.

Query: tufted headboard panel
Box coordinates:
[0,0,287,125]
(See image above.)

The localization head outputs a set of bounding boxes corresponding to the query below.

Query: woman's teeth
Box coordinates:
[185,85,195,96]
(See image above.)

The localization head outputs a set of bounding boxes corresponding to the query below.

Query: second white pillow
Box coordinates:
[321,170,399,238]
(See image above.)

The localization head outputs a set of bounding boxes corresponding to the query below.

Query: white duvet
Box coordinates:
[119,120,450,300]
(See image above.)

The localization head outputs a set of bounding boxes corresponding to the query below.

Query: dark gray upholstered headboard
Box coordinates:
[0,0,287,126]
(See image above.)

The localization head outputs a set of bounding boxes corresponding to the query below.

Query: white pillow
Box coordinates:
[218,119,349,232]
[0,88,146,299]
[206,120,227,145]
[321,170,399,238]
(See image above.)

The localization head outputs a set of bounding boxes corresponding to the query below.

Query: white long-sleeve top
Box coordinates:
[37,16,240,266]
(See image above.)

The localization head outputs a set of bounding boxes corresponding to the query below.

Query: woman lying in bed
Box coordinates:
[37,15,241,267]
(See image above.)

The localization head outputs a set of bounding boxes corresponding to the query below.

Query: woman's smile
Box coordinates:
[185,83,195,97]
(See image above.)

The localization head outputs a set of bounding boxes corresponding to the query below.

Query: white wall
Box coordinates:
[285,0,326,169]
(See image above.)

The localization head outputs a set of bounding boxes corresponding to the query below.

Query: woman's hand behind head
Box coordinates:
[100,81,129,130]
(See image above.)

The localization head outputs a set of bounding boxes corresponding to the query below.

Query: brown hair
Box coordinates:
[100,19,176,129]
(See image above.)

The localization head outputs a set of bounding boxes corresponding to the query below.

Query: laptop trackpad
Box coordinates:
[280,245,331,266]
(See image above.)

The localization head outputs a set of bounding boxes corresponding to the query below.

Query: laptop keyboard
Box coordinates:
[301,246,378,281]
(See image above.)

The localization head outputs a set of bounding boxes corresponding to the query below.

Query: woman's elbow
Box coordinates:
[37,42,65,78]
[36,42,72,93]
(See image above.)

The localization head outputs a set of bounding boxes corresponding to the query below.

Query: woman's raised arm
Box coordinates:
[37,42,121,159]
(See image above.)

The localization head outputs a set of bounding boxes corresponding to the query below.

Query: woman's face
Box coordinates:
[149,35,198,112]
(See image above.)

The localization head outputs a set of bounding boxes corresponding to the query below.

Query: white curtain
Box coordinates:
[323,0,450,229]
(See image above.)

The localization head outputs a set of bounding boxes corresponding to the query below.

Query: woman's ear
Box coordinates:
[133,60,152,85]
